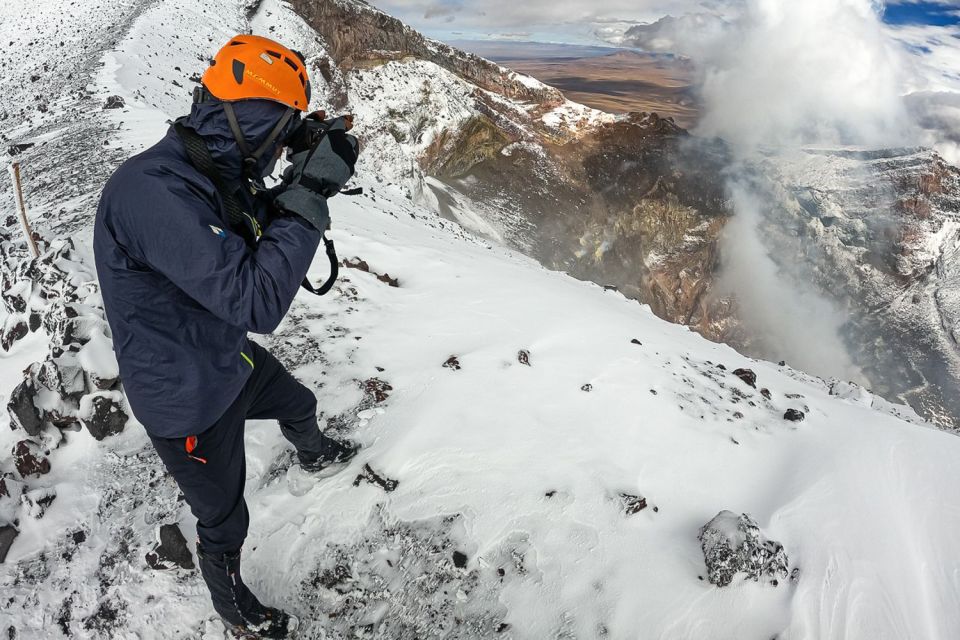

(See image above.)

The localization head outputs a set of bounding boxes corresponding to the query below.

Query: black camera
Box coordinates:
[285,111,355,156]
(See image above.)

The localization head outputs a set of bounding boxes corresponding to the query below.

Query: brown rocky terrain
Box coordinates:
[460,46,699,128]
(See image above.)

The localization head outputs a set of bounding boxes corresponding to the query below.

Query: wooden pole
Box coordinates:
[8,161,39,258]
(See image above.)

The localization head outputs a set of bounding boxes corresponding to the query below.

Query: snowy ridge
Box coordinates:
[1,1,959,639]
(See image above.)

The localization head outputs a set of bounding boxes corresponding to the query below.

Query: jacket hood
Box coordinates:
[184,99,300,182]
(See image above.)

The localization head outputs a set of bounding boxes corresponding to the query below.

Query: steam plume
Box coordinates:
[676,0,916,380]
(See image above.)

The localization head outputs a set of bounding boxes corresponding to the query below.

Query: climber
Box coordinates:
[93,35,360,639]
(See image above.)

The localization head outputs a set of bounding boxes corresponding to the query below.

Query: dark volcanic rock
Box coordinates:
[353,464,399,492]
[81,395,127,440]
[698,511,789,587]
[783,409,805,422]
[145,524,194,570]
[7,378,42,436]
[732,368,757,388]
[13,440,50,478]
[619,493,648,515]
[0,525,17,563]
[517,349,530,366]
[443,355,461,370]
[342,257,400,287]
[362,378,393,404]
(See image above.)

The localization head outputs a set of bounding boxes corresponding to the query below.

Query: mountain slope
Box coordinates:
[1,1,960,639]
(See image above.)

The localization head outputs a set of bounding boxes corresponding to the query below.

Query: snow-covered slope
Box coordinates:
[2,1,960,639]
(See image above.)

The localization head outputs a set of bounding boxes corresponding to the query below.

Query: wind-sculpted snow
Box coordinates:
[2,0,960,639]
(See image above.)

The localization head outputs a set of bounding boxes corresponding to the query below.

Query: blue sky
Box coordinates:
[883,1,960,27]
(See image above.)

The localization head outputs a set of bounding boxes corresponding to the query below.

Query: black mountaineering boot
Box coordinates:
[298,435,359,473]
[196,545,298,638]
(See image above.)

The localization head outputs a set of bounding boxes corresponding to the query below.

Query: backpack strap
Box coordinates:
[173,119,258,249]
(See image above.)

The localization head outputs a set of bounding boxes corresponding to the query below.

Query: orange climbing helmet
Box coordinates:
[202,34,311,111]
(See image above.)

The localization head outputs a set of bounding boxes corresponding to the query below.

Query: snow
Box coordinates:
[1,0,960,638]
[77,330,120,382]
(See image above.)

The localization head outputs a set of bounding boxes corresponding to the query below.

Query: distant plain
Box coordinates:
[452,40,699,128]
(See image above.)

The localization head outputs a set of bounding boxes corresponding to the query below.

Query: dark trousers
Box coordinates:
[149,341,326,554]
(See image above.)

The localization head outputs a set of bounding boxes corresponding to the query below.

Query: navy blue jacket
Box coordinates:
[94,100,321,438]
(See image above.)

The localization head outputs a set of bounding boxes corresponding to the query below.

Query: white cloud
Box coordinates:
[681,0,913,149]
[369,0,727,33]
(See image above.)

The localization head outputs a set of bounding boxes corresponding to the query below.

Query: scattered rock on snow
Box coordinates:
[13,440,50,478]
[79,393,127,440]
[698,511,789,587]
[580,383,593,392]
[353,464,399,492]
[341,257,399,287]
[618,493,648,515]
[452,550,468,568]
[443,355,461,370]
[362,377,393,403]
[783,409,805,422]
[732,368,757,388]
[145,523,194,570]
[102,95,125,109]
[631,338,642,345]
[760,388,771,400]
[517,349,530,366]
[0,524,18,563]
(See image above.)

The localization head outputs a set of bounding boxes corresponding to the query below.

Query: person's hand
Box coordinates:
[274,117,359,232]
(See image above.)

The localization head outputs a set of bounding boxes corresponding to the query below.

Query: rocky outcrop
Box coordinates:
[769,148,960,428]
[2,239,127,441]
[422,115,511,178]
[288,0,564,108]
[698,511,789,587]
